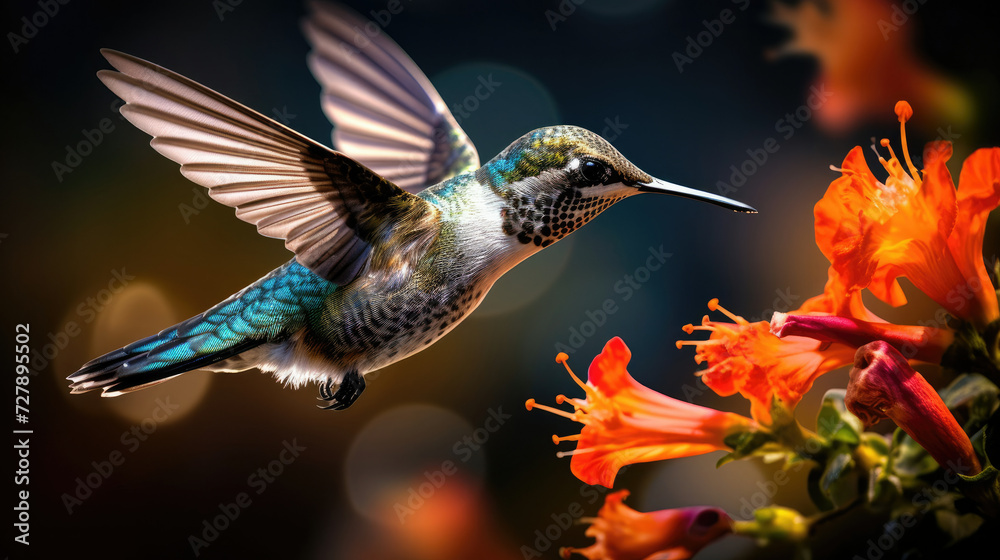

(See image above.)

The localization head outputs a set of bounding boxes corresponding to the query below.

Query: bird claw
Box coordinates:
[316,370,366,410]
[317,378,335,401]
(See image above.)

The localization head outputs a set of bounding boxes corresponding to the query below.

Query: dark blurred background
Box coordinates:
[4,0,999,558]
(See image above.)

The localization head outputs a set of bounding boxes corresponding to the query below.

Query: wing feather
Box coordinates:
[99,48,437,284]
[302,1,480,192]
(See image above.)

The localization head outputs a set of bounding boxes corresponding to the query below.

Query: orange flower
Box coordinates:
[767,0,972,136]
[561,490,732,560]
[795,265,881,321]
[815,101,1000,329]
[677,299,856,425]
[526,337,753,488]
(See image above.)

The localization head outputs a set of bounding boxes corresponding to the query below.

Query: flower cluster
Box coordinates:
[528,102,1000,559]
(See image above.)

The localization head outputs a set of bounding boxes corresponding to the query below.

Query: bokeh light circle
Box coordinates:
[56,282,211,424]
[343,403,488,525]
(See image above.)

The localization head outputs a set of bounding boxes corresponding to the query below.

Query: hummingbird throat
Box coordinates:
[499,183,625,248]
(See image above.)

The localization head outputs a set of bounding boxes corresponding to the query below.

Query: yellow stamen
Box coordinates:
[707,299,747,325]
[557,446,598,458]
[894,100,913,122]
[559,395,591,411]
[895,101,922,186]
[526,400,578,420]
[676,339,723,349]
[559,355,593,396]
[880,137,898,162]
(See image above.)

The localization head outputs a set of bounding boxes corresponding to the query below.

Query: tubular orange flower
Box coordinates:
[815,101,1000,329]
[677,299,856,425]
[526,337,754,488]
[771,311,954,364]
[561,490,733,560]
[846,341,981,475]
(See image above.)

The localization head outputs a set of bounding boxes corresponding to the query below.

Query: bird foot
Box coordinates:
[317,370,366,410]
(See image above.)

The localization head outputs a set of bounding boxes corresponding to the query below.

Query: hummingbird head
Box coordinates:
[477,126,755,249]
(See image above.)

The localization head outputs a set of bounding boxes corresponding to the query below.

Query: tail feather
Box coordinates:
[68,260,335,396]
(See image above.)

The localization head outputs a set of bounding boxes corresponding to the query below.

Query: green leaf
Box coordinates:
[867,468,901,508]
[984,407,1000,467]
[941,321,1000,382]
[820,452,857,507]
[861,433,890,457]
[718,429,777,467]
[956,464,1000,515]
[933,509,984,545]
[806,465,835,511]
[957,464,998,485]
[816,389,862,445]
[939,373,998,415]
[892,431,939,478]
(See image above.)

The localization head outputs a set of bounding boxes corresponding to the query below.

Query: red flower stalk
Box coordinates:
[771,311,954,364]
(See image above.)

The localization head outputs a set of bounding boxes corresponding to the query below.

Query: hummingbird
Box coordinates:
[68,2,755,410]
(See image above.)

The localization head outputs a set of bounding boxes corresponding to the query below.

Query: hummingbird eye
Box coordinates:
[579,159,610,185]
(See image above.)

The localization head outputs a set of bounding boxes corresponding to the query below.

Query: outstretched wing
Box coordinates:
[302,1,480,193]
[98,49,438,284]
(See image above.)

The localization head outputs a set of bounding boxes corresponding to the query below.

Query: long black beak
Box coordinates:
[637,177,757,213]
